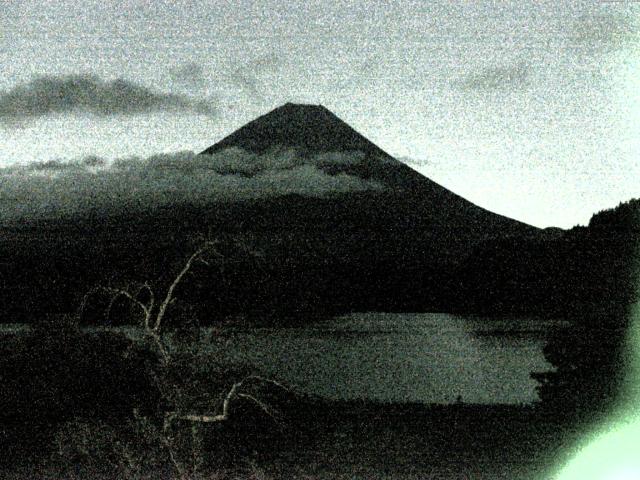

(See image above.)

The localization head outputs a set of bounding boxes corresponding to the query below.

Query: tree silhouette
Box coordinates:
[80,239,288,478]
[532,199,640,421]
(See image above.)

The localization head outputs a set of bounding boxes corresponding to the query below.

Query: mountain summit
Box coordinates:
[202,103,393,159]
[201,103,424,188]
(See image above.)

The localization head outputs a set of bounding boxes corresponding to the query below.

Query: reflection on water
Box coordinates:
[216,312,563,405]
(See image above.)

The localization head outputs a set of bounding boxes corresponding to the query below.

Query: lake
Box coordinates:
[212,312,564,405]
[0,312,565,405]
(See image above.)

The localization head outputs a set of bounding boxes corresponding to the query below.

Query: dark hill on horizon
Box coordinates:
[0,103,555,322]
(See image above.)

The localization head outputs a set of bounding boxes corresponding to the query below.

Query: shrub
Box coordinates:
[0,316,158,424]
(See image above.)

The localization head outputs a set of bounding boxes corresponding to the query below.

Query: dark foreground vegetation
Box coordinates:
[530,199,640,424]
[0,317,293,479]
[2,403,588,480]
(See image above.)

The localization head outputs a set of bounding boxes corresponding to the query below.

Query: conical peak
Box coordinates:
[201,103,394,159]
[263,102,337,126]
[279,102,326,110]
[277,102,332,114]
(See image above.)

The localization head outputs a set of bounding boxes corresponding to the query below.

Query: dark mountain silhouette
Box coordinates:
[202,103,427,190]
[203,103,391,157]
[201,104,495,207]
[203,102,538,235]
[0,103,548,322]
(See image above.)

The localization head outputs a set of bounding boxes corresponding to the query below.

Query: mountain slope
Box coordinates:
[202,103,538,237]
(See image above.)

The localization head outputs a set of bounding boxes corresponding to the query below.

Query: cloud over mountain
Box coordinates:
[0,75,216,124]
[0,148,383,220]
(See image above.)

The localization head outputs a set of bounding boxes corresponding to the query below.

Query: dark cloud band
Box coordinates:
[0,148,383,220]
[0,75,215,123]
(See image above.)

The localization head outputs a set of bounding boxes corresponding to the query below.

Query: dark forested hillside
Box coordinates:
[530,199,640,419]
[453,199,639,317]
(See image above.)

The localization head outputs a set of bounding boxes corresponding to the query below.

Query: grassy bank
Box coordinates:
[1,397,589,479]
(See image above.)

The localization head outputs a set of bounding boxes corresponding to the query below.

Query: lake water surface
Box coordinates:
[216,312,564,405]
[1,312,565,405]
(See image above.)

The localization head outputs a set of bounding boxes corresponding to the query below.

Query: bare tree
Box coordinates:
[77,240,287,479]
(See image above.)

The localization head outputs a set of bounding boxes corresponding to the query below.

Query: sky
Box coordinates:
[0,0,639,228]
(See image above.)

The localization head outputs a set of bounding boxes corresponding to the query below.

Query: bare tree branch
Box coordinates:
[167,375,290,425]
[161,413,189,479]
[75,239,288,478]
[79,285,153,327]
[154,241,219,332]
[176,413,227,423]
[237,393,282,422]
[105,288,151,325]
[241,375,291,393]
[135,282,156,324]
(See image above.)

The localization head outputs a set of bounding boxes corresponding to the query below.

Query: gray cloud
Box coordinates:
[397,156,429,167]
[0,148,383,220]
[0,74,216,124]
[456,62,531,91]
[225,53,280,100]
[571,10,638,51]
[168,55,279,102]
[169,63,207,88]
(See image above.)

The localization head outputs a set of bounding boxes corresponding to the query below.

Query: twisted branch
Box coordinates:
[168,375,290,425]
